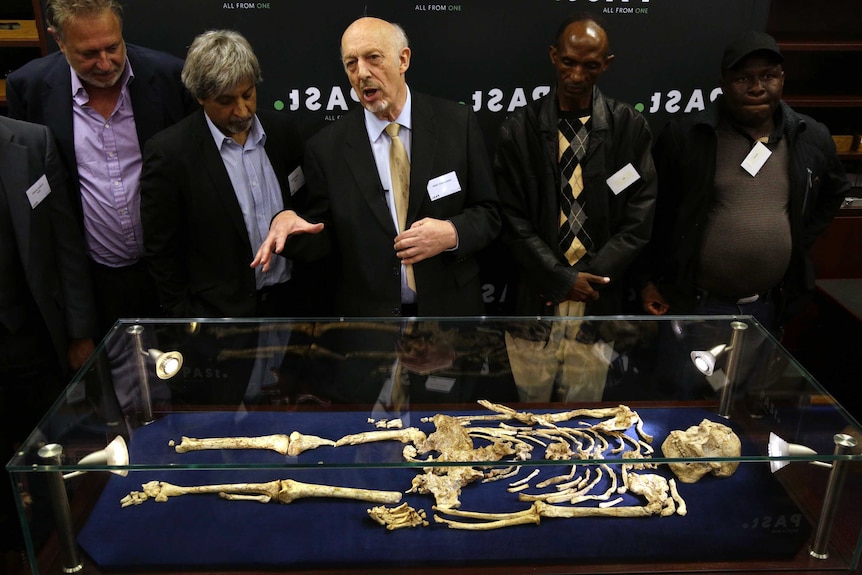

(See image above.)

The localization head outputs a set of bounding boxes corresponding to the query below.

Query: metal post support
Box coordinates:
[126,325,154,424]
[36,444,83,573]
[810,433,858,559]
[718,320,748,418]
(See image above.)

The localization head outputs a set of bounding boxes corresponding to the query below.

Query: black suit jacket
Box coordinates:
[0,117,96,372]
[140,109,305,317]
[5,44,196,224]
[286,92,501,317]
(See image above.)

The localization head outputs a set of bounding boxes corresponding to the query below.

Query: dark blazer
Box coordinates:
[140,109,305,317]
[286,91,501,317]
[0,117,96,372]
[5,44,196,223]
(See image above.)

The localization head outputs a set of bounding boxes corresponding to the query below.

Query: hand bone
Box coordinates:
[368,502,429,530]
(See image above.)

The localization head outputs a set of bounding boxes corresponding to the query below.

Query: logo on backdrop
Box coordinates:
[271,85,722,118]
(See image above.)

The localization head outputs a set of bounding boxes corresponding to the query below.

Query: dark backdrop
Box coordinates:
[50,0,772,313]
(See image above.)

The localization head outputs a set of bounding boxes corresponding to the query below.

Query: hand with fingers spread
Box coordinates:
[251,210,324,272]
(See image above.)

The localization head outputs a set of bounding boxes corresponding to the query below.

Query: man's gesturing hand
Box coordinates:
[251,210,324,272]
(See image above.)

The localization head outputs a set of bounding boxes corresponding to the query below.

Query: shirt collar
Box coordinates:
[70,56,134,101]
[364,86,412,142]
[203,112,266,150]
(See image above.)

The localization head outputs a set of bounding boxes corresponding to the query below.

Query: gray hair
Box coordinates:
[181,30,262,100]
[390,22,409,52]
[46,0,123,40]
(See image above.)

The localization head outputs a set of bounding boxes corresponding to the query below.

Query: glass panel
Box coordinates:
[7,316,862,573]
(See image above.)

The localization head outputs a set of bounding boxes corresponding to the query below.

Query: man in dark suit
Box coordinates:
[0,116,96,565]
[140,30,305,318]
[6,0,196,334]
[253,16,500,317]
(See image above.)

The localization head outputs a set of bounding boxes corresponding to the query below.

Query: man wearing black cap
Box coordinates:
[639,30,849,333]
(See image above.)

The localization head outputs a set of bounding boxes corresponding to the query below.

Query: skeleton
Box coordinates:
[170,432,336,457]
[120,479,402,507]
[367,502,429,530]
[660,419,741,483]
[142,401,695,531]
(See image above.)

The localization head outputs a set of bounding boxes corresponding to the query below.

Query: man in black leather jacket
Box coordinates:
[494,14,656,317]
[493,15,656,402]
[640,31,849,332]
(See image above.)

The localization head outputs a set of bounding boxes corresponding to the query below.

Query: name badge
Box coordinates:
[741,141,771,176]
[606,163,640,195]
[287,166,306,196]
[26,174,51,209]
[425,376,456,393]
[427,171,461,201]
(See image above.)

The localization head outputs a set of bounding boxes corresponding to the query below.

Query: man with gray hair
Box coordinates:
[6,0,196,335]
[140,30,307,317]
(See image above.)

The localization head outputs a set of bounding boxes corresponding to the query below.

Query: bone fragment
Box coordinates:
[172,434,290,455]
[368,503,428,530]
[433,505,541,530]
[287,431,336,456]
[661,419,741,483]
[120,479,401,507]
[509,468,539,487]
[669,478,687,516]
[599,497,623,508]
[335,428,426,447]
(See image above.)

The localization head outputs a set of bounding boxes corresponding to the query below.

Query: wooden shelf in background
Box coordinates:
[778,41,862,51]
[0,19,40,47]
[783,95,862,108]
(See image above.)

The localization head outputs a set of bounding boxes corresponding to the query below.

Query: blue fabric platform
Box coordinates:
[77,408,810,570]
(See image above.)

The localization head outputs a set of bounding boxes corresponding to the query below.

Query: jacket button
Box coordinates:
[392,266,400,275]
[392,307,401,316]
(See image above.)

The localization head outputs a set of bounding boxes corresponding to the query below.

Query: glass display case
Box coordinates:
[6,315,862,574]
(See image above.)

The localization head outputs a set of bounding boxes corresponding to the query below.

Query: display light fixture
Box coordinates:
[62,435,130,480]
[126,325,183,423]
[767,432,831,474]
[689,320,748,418]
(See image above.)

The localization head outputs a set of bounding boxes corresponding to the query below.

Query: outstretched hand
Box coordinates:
[564,272,610,303]
[251,210,324,272]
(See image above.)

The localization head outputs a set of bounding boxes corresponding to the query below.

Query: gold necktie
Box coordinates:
[385,122,416,292]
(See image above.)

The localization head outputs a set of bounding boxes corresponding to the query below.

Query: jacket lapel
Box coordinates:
[0,126,33,271]
[191,112,252,251]
[406,93,435,225]
[343,110,396,234]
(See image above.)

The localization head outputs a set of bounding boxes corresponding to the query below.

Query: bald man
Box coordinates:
[492,14,656,403]
[254,17,500,317]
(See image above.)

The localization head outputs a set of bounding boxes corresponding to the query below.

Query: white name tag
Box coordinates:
[741,141,771,176]
[606,163,640,195]
[26,174,51,209]
[427,171,462,201]
[425,376,456,393]
[287,166,305,196]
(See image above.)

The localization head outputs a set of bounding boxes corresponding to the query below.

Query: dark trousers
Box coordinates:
[89,259,162,338]
[0,318,62,553]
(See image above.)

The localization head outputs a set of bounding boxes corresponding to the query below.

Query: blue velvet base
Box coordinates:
[77,408,810,570]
